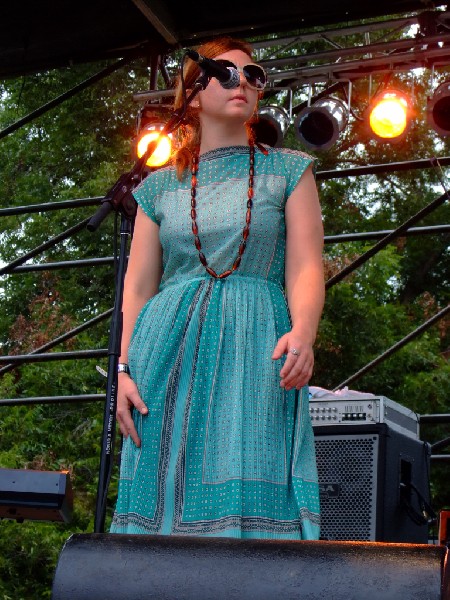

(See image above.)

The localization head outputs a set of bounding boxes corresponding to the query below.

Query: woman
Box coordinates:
[110,36,324,540]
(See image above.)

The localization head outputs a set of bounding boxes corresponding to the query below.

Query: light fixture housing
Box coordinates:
[426,81,450,137]
[294,96,349,151]
[368,89,411,141]
[253,105,291,147]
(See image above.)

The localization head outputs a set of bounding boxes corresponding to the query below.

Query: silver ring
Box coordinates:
[290,348,299,356]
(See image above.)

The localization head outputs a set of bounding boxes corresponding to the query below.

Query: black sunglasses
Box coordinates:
[215,59,267,91]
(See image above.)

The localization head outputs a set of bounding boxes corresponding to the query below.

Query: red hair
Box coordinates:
[173,36,257,179]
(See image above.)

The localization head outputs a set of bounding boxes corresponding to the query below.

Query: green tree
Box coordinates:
[0,27,449,597]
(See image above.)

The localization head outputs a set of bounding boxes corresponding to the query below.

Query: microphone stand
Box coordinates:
[90,76,208,533]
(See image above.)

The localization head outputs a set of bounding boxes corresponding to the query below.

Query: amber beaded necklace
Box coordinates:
[190,144,255,279]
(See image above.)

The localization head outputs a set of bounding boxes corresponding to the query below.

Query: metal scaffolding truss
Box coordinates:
[253,10,450,86]
[0,5,448,458]
[133,8,450,124]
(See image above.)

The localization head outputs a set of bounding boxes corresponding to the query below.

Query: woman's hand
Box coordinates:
[116,373,148,447]
[272,331,314,390]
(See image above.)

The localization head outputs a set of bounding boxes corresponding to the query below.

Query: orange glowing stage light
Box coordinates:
[368,89,411,140]
[136,123,172,167]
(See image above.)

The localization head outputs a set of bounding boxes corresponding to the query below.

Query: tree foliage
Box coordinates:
[0,28,449,597]
[0,58,147,597]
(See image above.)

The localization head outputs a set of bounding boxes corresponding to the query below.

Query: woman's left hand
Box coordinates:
[272,331,314,390]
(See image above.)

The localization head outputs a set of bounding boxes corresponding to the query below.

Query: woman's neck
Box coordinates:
[199,123,249,155]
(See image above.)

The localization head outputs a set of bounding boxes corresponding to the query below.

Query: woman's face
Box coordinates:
[196,49,260,125]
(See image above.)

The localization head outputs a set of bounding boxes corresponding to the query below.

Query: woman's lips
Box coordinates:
[230,94,247,102]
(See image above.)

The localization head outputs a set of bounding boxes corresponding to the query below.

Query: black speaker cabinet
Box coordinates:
[313,423,432,542]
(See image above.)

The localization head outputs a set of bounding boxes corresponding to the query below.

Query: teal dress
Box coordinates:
[110,145,320,539]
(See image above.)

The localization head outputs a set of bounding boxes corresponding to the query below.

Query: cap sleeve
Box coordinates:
[282,150,316,198]
[132,175,158,224]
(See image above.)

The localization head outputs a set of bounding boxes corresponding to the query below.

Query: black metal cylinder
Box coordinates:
[51,534,449,600]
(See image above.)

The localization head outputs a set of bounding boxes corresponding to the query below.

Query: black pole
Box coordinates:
[0,310,112,376]
[94,215,132,533]
[325,156,450,289]
[325,190,449,289]
[0,56,137,141]
[332,303,450,390]
[0,218,91,277]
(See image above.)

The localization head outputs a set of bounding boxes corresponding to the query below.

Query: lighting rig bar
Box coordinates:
[251,14,421,51]
[255,10,450,87]
[261,39,450,87]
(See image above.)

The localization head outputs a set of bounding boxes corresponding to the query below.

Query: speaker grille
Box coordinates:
[315,434,379,541]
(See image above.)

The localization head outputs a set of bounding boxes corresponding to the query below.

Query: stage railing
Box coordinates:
[0,184,449,453]
[0,163,449,539]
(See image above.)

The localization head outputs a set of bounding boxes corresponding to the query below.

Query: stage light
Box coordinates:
[253,105,291,147]
[136,122,172,167]
[368,89,410,140]
[427,81,450,136]
[294,97,348,151]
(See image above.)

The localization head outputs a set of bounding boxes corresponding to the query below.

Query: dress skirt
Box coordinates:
[110,275,320,539]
